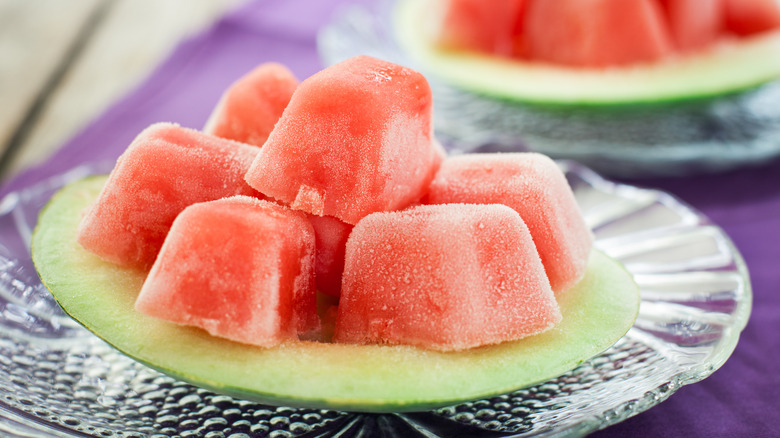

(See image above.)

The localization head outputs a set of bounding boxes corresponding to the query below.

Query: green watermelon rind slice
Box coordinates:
[32,175,640,413]
[394,0,780,105]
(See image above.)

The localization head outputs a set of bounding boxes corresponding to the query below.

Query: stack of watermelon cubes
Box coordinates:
[76,55,592,352]
[435,0,780,68]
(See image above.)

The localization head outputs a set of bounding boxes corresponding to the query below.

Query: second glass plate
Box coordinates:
[318,0,780,178]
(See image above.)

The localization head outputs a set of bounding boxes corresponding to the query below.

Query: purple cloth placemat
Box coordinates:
[593,163,780,438]
[593,166,780,437]
[2,0,778,436]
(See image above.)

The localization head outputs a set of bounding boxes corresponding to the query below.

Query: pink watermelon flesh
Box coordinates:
[522,0,673,67]
[658,0,724,52]
[307,214,353,297]
[334,204,561,352]
[76,123,262,270]
[134,196,319,346]
[424,153,592,293]
[723,0,780,36]
[435,0,780,67]
[437,0,527,57]
[203,63,299,147]
[243,55,445,225]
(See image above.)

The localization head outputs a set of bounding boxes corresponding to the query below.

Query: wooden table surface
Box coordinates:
[0,0,246,181]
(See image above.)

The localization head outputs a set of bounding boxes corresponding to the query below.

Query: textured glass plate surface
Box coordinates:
[0,161,751,437]
[317,0,780,178]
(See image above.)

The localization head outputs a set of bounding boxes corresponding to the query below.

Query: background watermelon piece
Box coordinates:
[76,123,262,270]
[244,56,444,224]
[436,0,527,57]
[135,196,319,346]
[522,0,673,67]
[203,62,298,147]
[334,204,561,352]
[658,0,724,52]
[425,153,592,292]
[432,0,780,68]
[723,0,780,36]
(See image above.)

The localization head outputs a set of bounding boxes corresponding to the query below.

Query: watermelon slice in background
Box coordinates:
[244,55,444,225]
[76,123,262,270]
[135,196,319,346]
[203,62,299,147]
[390,0,780,179]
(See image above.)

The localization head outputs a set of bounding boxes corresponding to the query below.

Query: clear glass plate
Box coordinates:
[317,0,780,178]
[0,161,750,437]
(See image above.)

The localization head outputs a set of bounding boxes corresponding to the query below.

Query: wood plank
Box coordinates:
[2,0,247,179]
[0,0,103,166]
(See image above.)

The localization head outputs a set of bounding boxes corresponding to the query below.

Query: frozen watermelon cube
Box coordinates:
[723,0,780,36]
[424,153,592,292]
[334,204,561,352]
[77,123,262,270]
[203,62,299,147]
[522,0,673,67]
[135,196,319,347]
[244,55,445,224]
[657,0,723,52]
[436,0,528,57]
[307,214,353,297]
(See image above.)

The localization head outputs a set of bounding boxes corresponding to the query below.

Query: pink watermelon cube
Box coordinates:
[244,55,445,225]
[658,0,723,52]
[203,62,299,147]
[424,153,592,292]
[135,196,319,346]
[334,204,561,352]
[307,214,353,297]
[77,123,262,270]
[723,0,780,36]
[436,0,528,57]
[522,0,673,67]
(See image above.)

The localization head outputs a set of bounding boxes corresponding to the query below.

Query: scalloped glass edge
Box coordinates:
[317,0,780,178]
[0,161,752,437]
